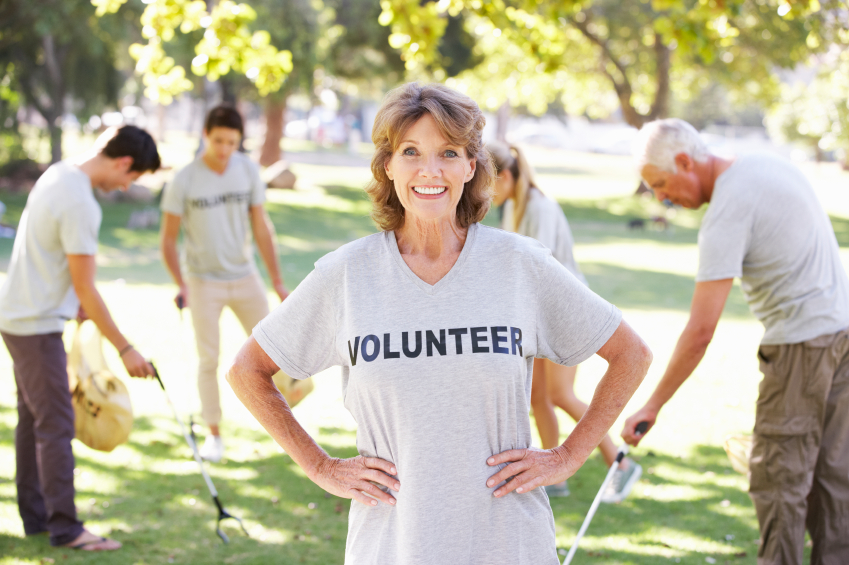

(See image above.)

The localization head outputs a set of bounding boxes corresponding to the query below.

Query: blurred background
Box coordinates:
[1,1,848,564]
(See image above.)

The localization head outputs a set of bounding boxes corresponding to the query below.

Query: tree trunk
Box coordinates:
[220,77,236,106]
[496,101,510,142]
[48,121,62,164]
[650,33,671,121]
[42,34,65,163]
[260,98,286,166]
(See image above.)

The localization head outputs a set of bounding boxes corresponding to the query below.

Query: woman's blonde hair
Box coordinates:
[487,141,539,233]
[366,82,495,231]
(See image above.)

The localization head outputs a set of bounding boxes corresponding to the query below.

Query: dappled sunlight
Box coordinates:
[4,150,843,563]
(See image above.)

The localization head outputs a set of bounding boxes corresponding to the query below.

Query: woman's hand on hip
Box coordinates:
[313,455,400,507]
[485,446,576,498]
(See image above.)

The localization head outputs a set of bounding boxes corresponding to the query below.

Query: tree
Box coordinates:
[379,0,843,128]
[92,0,294,104]
[767,46,849,165]
[0,0,133,163]
[250,0,319,165]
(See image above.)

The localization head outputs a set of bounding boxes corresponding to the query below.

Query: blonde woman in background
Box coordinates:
[488,141,642,503]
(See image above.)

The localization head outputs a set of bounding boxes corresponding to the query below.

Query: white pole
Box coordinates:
[562,446,629,565]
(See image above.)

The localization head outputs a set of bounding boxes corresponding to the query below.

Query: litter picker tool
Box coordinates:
[562,421,648,565]
[151,363,249,544]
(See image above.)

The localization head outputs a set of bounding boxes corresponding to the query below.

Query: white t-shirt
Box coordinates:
[0,161,101,335]
[253,223,621,564]
[502,188,587,284]
[160,152,266,281]
[697,153,849,344]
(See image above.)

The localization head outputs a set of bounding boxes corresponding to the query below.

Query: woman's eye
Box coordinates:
[445,150,458,158]
[402,148,416,156]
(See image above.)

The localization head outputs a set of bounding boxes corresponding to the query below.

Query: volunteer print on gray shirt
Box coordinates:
[697,153,849,345]
[254,223,622,565]
[160,151,266,281]
[0,161,101,335]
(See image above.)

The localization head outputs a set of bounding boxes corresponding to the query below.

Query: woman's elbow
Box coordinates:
[630,337,653,380]
[639,341,653,375]
[224,363,245,391]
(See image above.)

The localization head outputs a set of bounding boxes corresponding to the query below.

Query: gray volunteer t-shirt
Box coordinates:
[502,187,587,284]
[0,161,101,335]
[254,223,621,565]
[161,152,266,281]
[697,153,849,344]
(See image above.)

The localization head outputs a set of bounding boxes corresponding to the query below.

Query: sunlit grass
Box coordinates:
[2,146,845,563]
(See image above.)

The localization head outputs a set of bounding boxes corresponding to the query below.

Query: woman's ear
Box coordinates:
[465,158,476,183]
[384,159,393,181]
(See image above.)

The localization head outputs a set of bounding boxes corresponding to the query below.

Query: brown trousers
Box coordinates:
[751,329,849,565]
[2,331,84,546]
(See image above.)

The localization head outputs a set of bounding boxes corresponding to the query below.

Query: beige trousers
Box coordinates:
[750,328,849,565]
[187,272,270,426]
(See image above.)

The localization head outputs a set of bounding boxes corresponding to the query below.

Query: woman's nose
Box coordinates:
[418,154,441,177]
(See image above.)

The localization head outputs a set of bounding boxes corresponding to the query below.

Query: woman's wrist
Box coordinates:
[118,343,134,357]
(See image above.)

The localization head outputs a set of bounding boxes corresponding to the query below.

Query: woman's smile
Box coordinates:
[412,185,447,197]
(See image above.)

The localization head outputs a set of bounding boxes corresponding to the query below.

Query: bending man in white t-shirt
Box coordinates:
[621,119,849,564]
[160,105,288,462]
[0,126,160,551]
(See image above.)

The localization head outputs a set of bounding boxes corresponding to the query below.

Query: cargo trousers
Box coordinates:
[750,328,849,565]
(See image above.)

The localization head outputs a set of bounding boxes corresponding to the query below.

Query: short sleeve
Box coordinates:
[535,252,621,366]
[160,172,186,216]
[526,205,558,253]
[60,202,100,255]
[248,160,266,206]
[253,268,340,379]
[696,201,751,282]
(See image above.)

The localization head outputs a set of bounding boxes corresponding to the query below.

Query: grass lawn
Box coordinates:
[2,141,847,564]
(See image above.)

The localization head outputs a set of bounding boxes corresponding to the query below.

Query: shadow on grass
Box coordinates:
[1,410,766,564]
[553,445,760,564]
[0,402,761,565]
[0,414,354,564]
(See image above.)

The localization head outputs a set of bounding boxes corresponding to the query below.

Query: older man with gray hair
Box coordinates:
[621,118,849,564]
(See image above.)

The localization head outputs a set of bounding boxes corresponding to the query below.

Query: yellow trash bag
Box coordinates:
[724,434,753,475]
[272,372,314,408]
[67,321,133,452]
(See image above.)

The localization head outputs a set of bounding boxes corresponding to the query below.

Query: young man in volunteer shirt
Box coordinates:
[160,106,288,463]
[621,119,849,564]
[0,126,160,551]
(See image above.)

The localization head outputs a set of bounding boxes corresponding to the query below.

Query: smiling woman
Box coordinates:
[226,82,652,565]
[365,83,493,233]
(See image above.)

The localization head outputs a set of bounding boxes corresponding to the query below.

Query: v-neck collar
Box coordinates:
[386,222,478,296]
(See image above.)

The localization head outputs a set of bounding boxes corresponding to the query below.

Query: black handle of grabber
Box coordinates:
[636,421,649,436]
[150,362,166,391]
[176,295,185,310]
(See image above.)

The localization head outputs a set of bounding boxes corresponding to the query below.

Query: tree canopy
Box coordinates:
[92,0,294,103]
[767,45,849,164]
[0,0,138,162]
[379,0,845,127]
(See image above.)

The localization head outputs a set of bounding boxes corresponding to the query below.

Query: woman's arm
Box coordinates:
[485,319,652,497]
[226,337,400,506]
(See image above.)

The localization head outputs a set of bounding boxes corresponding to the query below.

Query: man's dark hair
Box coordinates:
[100,125,161,173]
[204,105,244,136]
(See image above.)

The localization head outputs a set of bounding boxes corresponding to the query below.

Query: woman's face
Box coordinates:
[384,113,476,225]
[492,168,515,207]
